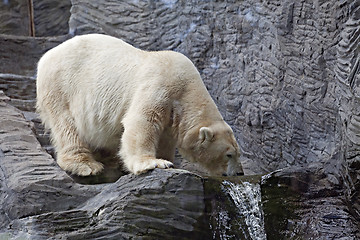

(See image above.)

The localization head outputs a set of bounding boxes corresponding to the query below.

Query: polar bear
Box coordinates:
[36,34,243,176]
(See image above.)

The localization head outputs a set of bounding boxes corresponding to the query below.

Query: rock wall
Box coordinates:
[69,0,360,221]
[335,1,360,221]
[68,0,355,175]
[33,0,71,36]
[0,0,30,36]
[71,0,360,236]
[0,34,69,76]
[0,0,359,239]
[0,0,71,37]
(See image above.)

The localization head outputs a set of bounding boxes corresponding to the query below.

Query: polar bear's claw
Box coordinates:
[57,152,104,176]
[131,158,174,175]
[72,160,104,176]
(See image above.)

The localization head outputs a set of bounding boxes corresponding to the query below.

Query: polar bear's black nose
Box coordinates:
[222,172,244,176]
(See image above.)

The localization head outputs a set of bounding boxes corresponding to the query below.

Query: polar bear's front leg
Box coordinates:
[119,107,174,175]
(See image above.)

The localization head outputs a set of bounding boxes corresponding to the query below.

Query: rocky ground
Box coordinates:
[0,0,359,239]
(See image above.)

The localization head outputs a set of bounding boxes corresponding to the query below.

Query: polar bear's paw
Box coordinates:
[57,151,104,176]
[130,158,174,175]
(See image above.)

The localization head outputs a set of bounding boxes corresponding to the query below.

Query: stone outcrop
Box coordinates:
[261,166,359,239]
[0,0,359,239]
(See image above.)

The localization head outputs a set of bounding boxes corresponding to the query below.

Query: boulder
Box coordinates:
[262,166,359,239]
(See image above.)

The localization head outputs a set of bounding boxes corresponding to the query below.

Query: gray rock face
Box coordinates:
[33,0,71,37]
[0,0,359,239]
[69,2,360,233]
[0,0,71,37]
[0,34,69,76]
[0,0,30,36]
[68,0,354,175]
[261,165,359,239]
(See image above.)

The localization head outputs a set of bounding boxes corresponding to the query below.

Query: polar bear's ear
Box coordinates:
[199,127,214,142]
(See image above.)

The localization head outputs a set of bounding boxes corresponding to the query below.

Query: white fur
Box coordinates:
[36,34,243,176]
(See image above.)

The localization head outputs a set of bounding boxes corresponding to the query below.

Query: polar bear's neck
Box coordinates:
[173,79,223,149]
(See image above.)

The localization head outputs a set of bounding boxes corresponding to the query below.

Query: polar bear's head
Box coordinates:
[180,122,244,176]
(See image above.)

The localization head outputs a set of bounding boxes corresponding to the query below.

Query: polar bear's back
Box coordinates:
[37,34,196,95]
[37,34,142,89]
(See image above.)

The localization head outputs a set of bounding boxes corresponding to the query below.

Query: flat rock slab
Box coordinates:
[7,169,208,239]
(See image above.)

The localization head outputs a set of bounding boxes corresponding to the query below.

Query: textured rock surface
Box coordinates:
[68,0,355,174]
[33,0,71,37]
[335,1,360,222]
[0,0,359,239]
[0,34,69,76]
[0,74,36,112]
[0,0,30,36]
[0,97,102,230]
[262,166,359,239]
[0,0,71,37]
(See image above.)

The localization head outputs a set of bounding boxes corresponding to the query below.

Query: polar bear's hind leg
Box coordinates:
[57,148,103,176]
[42,107,104,176]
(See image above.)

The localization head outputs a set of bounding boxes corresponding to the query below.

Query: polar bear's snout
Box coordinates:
[225,157,244,176]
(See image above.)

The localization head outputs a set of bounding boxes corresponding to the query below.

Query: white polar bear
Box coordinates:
[36,34,243,176]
